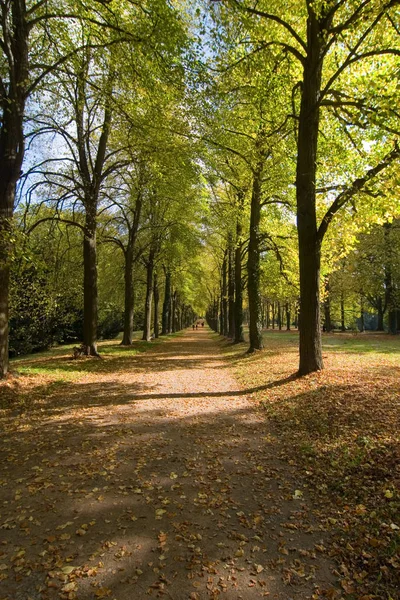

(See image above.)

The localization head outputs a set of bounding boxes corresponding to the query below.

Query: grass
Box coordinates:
[1,331,179,408]
[222,329,400,600]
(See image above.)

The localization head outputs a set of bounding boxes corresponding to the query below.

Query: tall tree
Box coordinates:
[215,0,400,373]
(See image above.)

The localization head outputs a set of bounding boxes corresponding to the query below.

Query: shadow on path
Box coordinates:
[0,328,337,600]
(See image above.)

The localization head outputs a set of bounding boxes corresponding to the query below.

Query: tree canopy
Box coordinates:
[1,0,400,375]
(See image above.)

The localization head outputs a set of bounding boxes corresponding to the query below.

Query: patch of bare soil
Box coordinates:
[0,329,339,600]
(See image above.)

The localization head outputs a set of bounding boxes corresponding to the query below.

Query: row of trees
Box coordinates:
[206,218,400,338]
[1,0,400,378]
[1,0,209,374]
[199,0,400,371]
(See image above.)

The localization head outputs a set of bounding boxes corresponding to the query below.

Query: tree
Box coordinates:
[23,0,192,356]
[10,210,84,355]
[213,0,400,373]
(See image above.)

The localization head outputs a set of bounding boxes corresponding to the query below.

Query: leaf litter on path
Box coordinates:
[0,329,342,599]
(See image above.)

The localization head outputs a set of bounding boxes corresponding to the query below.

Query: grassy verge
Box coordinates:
[223,330,400,600]
[1,330,182,410]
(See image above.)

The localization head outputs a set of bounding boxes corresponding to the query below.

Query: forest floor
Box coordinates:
[0,328,399,600]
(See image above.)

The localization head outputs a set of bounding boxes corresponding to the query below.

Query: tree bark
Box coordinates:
[0,1,28,377]
[142,252,154,341]
[376,296,385,331]
[266,301,270,329]
[323,278,332,332]
[234,207,245,343]
[340,292,345,332]
[247,163,264,352]
[171,290,177,333]
[384,223,397,334]
[162,270,171,335]
[78,62,113,356]
[222,249,228,336]
[359,295,365,333]
[228,241,235,339]
[0,198,13,377]
[121,187,143,345]
[296,10,324,375]
[121,247,134,345]
[83,208,98,355]
[168,293,173,334]
[286,302,291,331]
[153,272,159,338]
[219,293,224,335]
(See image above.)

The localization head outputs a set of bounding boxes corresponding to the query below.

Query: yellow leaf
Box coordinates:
[61,582,77,592]
[61,566,78,574]
[56,522,73,530]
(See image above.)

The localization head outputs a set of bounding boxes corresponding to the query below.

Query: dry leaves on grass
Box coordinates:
[229,331,400,600]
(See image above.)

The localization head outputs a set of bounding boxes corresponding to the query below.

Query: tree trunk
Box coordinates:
[340,292,345,332]
[121,189,143,345]
[168,294,173,333]
[219,293,224,335]
[209,296,219,332]
[323,278,332,332]
[278,301,282,330]
[171,290,177,333]
[294,302,299,329]
[0,2,28,378]
[78,65,113,356]
[153,272,159,338]
[162,270,171,335]
[234,209,245,343]
[222,250,228,336]
[286,303,291,331]
[296,10,324,375]
[121,247,134,345]
[142,253,154,341]
[0,197,13,377]
[266,301,270,329]
[359,295,365,333]
[83,209,98,355]
[376,296,384,331]
[384,223,397,334]
[272,302,276,329]
[247,164,264,352]
[228,241,235,338]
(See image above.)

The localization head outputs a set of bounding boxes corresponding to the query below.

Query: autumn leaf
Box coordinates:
[94,588,112,598]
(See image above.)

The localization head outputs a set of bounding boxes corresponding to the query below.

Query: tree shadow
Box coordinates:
[0,382,338,600]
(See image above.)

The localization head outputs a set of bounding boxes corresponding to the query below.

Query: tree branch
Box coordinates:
[27,216,85,235]
[317,142,400,244]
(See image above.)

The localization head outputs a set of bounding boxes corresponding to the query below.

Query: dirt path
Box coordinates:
[0,328,338,600]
